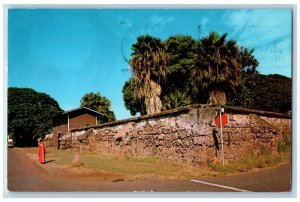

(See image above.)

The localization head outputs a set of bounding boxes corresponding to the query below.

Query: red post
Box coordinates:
[38,143,46,164]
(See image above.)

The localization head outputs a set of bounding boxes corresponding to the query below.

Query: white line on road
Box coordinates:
[190,180,251,192]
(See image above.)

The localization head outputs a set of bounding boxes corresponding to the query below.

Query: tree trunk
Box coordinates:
[207,90,227,106]
[144,80,162,115]
[140,102,147,116]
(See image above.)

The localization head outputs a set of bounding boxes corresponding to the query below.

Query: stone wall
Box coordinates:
[62,105,291,167]
[52,124,69,149]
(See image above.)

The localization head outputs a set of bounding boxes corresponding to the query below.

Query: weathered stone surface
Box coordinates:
[61,106,291,167]
[158,134,165,140]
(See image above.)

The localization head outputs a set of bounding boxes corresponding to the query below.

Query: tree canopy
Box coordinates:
[227,73,291,113]
[163,35,197,109]
[80,92,116,123]
[123,32,290,115]
[8,87,63,146]
[122,78,141,116]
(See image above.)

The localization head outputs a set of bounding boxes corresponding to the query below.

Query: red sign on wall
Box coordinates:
[215,113,228,127]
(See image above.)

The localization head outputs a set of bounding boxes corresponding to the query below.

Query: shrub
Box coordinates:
[260,145,272,155]
[208,150,290,174]
[207,161,234,173]
[255,157,266,168]
[277,140,290,153]
[265,155,282,165]
[283,136,291,146]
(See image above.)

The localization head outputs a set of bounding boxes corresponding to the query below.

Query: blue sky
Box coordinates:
[8,9,292,120]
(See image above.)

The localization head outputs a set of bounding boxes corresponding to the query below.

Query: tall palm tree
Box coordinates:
[129,35,169,115]
[193,32,242,106]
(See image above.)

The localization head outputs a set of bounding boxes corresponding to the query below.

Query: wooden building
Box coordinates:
[52,107,102,149]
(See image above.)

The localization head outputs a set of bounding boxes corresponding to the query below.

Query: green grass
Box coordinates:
[277,137,291,153]
[208,143,291,174]
[42,147,208,179]
[80,153,210,178]
[46,148,78,165]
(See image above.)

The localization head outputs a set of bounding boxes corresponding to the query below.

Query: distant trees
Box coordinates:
[80,92,116,123]
[8,89,116,147]
[8,87,63,146]
[227,73,291,113]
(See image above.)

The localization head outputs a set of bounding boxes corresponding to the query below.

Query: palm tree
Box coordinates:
[129,35,169,115]
[192,32,242,106]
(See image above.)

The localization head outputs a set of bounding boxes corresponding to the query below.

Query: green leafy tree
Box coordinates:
[164,35,197,106]
[226,47,259,107]
[239,47,259,73]
[122,78,141,116]
[80,92,116,123]
[228,73,291,113]
[129,35,169,115]
[8,87,63,146]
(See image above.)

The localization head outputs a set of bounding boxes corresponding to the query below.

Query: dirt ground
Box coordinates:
[20,147,153,182]
[7,147,292,193]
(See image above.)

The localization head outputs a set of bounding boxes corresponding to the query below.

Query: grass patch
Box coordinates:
[79,152,196,178]
[45,147,78,165]
[16,141,291,179]
[208,143,291,175]
[277,137,291,153]
[31,147,208,179]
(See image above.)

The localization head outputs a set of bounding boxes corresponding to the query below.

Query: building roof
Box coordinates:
[62,107,103,116]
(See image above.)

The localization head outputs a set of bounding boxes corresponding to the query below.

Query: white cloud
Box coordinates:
[150,16,174,28]
[221,9,292,77]
[222,10,290,43]
[121,15,175,40]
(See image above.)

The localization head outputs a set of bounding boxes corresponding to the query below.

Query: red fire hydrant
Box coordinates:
[38,143,46,164]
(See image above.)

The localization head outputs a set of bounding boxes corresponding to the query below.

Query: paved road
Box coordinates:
[7,148,291,192]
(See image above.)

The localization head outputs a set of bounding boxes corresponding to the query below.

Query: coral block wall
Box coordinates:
[63,105,291,167]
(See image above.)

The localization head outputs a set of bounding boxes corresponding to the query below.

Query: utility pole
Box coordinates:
[197,25,201,64]
[216,107,225,166]
[198,25,201,40]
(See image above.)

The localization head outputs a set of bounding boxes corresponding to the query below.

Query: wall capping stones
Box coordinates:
[224,106,291,119]
[70,104,291,132]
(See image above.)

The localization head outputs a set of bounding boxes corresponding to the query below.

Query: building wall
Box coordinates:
[62,105,291,167]
[69,113,97,129]
[50,112,96,149]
